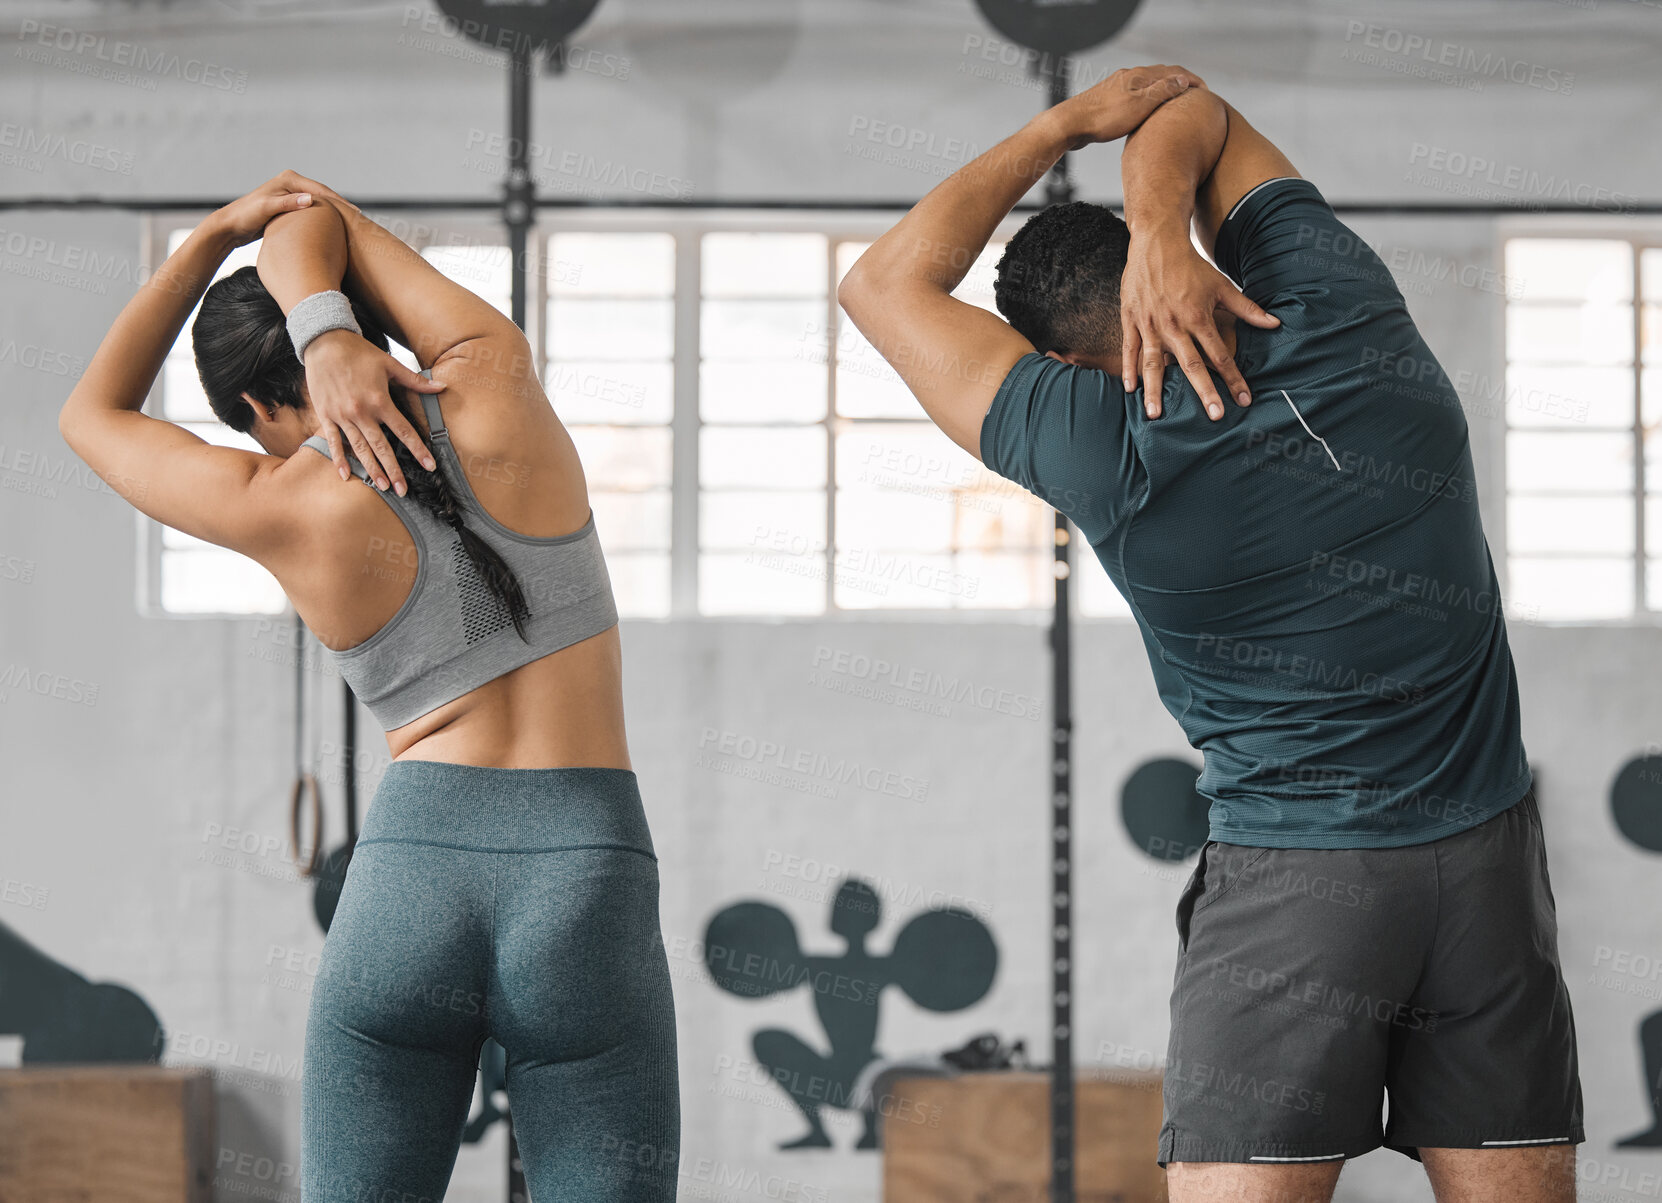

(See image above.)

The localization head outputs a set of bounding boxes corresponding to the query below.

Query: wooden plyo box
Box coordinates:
[883,1069,1167,1203]
[0,1066,215,1203]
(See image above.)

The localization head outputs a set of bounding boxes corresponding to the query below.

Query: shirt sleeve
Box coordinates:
[978,352,1142,544]
[1213,177,1407,314]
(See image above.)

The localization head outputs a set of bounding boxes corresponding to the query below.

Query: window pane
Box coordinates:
[1506,432,1634,493]
[833,550,960,610]
[703,233,827,298]
[548,232,674,297]
[1509,557,1634,621]
[161,231,260,422]
[1507,496,1634,554]
[953,241,1008,315]
[700,360,827,423]
[590,491,670,551]
[956,551,1051,609]
[1506,303,1633,365]
[1649,496,1662,558]
[1644,249,1662,302]
[163,353,214,421]
[1644,306,1662,366]
[702,492,825,550]
[836,240,868,280]
[1505,239,1632,303]
[422,243,512,316]
[700,551,825,616]
[548,299,673,360]
[606,552,670,619]
[835,320,918,419]
[837,488,957,552]
[1503,365,1633,429]
[545,361,672,425]
[701,426,826,490]
[701,300,825,359]
[1650,559,1662,612]
[567,426,671,492]
[161,548,286,614]
[836,425,1051,552]
[1078,562,1133,618]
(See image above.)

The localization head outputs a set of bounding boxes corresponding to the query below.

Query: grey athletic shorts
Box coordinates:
[1158,786,1583,1166]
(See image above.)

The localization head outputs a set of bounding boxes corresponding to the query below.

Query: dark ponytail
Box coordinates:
[193,265,530,641]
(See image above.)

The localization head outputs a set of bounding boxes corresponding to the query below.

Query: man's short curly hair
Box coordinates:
[993,201,1131,358]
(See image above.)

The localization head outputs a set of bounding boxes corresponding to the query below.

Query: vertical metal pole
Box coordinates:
[1042,50,1077,1203]
[503,43,535,1203]
[506,42,534,332]
[1632,244,1647,614]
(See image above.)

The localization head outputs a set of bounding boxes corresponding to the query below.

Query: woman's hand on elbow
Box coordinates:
[303,330,443,495]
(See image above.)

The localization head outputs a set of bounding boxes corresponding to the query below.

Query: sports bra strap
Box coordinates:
[419,390,449,442]
[301,435,372,483]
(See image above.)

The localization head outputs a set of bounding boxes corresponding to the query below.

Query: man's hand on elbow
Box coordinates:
[1118,230,1279,420]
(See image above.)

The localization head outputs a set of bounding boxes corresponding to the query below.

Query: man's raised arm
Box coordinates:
[838,65,1197,458]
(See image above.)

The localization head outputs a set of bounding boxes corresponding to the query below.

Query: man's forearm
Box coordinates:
[846,110,1074,298]
[1121,88,1228,241]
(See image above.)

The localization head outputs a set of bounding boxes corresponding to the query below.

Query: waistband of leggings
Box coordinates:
[357,760,655,858]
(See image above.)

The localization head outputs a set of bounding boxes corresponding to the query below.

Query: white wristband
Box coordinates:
[286,290,362,363]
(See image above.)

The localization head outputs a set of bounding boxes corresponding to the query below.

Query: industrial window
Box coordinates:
[1502,238,1660,621]
[145,212,1129,621]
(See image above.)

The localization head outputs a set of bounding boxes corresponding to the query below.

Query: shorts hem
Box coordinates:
[1158,1126,1376,1168]
[1383,1127,1584,1155]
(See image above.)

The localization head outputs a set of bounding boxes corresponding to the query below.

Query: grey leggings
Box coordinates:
[301,761,679,1202]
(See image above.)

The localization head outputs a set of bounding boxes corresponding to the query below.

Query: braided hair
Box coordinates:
[193,265,530,641]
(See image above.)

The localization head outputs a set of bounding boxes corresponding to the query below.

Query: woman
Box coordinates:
[58,173,679,1202]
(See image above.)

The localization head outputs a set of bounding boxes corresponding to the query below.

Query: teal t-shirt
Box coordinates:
[980,177,1531,848]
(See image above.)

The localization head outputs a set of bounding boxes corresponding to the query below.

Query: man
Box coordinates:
[838,66,1582,1203]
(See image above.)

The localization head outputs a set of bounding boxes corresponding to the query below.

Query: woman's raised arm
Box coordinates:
[256,190,443,494]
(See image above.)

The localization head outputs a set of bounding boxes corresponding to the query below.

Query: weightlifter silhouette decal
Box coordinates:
[1613,753,1662,1149]
[704,877,997,1150]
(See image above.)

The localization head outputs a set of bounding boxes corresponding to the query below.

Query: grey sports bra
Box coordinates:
[300,379,617,730]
